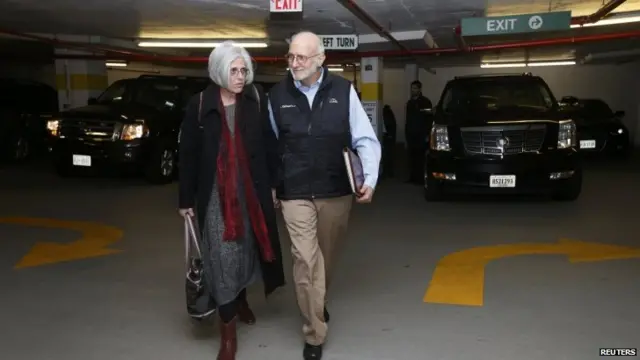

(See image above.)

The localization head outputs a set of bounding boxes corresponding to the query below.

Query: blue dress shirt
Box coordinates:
[267,69,382,189]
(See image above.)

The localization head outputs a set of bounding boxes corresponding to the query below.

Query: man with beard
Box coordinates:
[267,31,381,360]
[405,80,432,184]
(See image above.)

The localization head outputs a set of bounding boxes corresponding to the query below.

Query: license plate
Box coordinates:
[72,154,91,167]
[580,140,596,149]
[490,175,516,188]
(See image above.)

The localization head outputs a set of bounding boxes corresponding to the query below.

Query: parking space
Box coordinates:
[1,161,638,360]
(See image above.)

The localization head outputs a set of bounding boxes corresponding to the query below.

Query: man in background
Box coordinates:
[404,80,432,184]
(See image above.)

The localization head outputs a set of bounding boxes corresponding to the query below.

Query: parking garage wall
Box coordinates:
[6,60,635,147]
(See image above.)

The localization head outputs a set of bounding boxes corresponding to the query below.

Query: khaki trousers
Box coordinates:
[280,194,353,346]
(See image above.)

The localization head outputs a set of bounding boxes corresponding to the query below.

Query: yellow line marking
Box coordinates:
[423,238,640,307]
[0,217,123,269]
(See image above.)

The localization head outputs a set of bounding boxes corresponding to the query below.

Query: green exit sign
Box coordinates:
[461,11,571,36]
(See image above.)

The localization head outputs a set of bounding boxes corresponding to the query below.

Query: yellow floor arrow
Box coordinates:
[0,217,123,269]
[423,239,640,307]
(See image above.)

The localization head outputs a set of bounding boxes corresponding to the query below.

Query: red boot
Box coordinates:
[217,317,237,360]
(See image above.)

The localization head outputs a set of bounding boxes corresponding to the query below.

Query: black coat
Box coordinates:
[405,95,433,146]
[178,82,286,297]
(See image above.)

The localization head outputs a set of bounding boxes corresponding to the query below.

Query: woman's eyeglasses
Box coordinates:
[230,67,249,77]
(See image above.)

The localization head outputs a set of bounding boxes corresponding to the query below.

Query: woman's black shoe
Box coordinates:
[303,343,323,360]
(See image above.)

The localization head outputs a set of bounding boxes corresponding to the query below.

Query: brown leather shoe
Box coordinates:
[237,300,256,325]
[217,317,237,360]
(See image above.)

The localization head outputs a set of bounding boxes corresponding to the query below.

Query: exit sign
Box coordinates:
[270,0,302,12]
[461,11,571,36]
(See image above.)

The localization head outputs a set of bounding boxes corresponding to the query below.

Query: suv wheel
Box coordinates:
[552,170,582,201]
[424,177,443,202]
[145,146,175,184]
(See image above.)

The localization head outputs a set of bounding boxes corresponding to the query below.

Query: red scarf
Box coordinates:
[216,95,275,262]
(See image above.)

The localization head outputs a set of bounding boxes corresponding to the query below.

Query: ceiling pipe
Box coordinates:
[0,27,147,56]
[571,0,626,25]
[334,0,413,56]
[51,29,640,63]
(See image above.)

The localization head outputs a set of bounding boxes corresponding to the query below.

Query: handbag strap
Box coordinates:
[198,92,203,124]
[184,215,202,266]
[252,84,260,111]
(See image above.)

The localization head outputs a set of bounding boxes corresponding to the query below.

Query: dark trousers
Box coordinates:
[218,288,247,323]
[382,137,395,177]
[406,142,426,183]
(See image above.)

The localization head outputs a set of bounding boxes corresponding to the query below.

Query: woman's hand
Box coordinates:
[179,208,195,217]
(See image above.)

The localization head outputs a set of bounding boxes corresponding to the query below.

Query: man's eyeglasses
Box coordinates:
[285,53,320,63]
[230,67,249,77]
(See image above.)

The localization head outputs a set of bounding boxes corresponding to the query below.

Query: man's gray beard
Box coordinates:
[290,66,320,81]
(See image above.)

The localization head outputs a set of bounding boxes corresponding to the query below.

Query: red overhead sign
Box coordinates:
[270,0,303,12]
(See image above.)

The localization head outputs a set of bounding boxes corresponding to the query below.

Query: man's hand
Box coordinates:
[356,185,374,203]
[179,208,194,217]
[272,189,280,208]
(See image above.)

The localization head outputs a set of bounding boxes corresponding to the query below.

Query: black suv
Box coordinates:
[46,75,209,183]
[559,97,630,158]
[1,78,58,162]
[424,73,582,201]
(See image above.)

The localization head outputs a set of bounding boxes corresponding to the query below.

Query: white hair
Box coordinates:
[290,31,325,55]
[207,40,254,88]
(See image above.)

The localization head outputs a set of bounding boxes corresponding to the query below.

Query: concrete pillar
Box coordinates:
[54,50,108,110]
[360,57,383,140]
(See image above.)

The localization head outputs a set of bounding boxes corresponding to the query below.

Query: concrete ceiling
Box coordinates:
[0,0,639,67]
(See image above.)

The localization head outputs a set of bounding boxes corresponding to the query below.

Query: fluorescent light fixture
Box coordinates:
[571,14,640,28]
[481,60,576,68]
[480,62,527,68]
[527,60,576,67]
[137,41,268,48]
[106,61,127,67]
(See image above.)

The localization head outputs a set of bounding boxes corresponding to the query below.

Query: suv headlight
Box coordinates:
[116,121,149,141]
[46,119,60,137]
[557,120,576,149]
[429,124,451,151]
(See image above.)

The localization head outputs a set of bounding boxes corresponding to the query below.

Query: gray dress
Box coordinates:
[201,104,261,307]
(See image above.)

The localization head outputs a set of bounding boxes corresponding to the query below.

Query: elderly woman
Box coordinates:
[178,41,285,360]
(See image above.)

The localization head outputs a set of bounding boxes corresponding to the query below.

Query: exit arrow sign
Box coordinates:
[461,11,571,36]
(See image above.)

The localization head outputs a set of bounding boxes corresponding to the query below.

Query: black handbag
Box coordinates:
[184,215,216,320]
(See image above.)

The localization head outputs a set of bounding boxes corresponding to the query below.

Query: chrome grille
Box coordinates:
[60,119,117,140]
[460,124,546,155]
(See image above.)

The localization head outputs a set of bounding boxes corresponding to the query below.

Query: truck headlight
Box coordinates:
[557,120,576,149]
[119,122,149,141]
[430,124,451,151]
[46,119,60,137]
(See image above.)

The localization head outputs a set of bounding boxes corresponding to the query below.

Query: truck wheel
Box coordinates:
[145,146,175,184]
[552,170,582,201]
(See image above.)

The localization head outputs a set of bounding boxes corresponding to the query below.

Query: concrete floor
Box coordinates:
[1,160,639,360]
